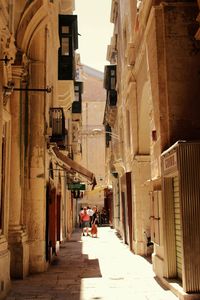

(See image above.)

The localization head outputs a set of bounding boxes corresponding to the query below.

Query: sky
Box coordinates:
[74,0,113,72]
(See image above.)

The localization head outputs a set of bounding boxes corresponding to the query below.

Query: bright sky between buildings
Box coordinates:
[75,0,113,72]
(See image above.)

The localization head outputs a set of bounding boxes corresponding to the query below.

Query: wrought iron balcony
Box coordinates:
[49,108,65,144]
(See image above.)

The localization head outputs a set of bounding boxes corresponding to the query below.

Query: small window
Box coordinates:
[75,85,79,92]
[62,26,69,34]
[110,77,115,89]
[61,37,69,56]
[74,85,79,102]
[74,91,79,102]
[111,70,115,76]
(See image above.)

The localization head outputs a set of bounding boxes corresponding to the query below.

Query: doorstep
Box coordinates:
[159,276,200,300]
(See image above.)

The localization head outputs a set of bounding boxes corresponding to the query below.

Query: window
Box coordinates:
[74,85,79,102]
[72,82,83,113]
[110,69,116,89]
[61,37,69,56]
[62,26,69,34]
[111,70,115,76]
[110,77,116,90]
[103,65,116,90]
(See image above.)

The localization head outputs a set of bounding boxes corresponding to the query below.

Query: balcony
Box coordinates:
[58,15,78,81]
[107,90,117,106]
[49,108,65,147]
[103,65,116,90]
[72,81,83,114]
[103,65,117,127]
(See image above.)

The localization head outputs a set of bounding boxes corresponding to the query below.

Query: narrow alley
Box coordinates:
[6,227,178,300]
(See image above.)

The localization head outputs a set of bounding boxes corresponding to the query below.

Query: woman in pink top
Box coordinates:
[80,207,90,236]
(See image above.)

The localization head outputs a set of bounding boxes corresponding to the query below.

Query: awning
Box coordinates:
[51,146,97,188]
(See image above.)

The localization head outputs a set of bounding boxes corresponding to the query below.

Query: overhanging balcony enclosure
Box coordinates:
[103,65,117,127]
[49,108,65,145]
[58,15,78,80]
[104,65,116,91]
[107,90,117,106]
[72,81,83,113]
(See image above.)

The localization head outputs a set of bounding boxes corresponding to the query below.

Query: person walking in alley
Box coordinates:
[87,205,94,227]
[79,206,90,236]
[91,206,98,238]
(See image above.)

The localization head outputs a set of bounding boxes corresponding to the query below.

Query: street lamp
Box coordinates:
[79,127,120,141]
[91,128,120,140]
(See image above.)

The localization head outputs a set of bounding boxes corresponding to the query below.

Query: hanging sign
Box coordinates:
[68,183,86,190]
[163,152,177,172]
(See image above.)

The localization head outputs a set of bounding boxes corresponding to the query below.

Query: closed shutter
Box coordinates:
[173,176,182,280]
[150,191,161,245]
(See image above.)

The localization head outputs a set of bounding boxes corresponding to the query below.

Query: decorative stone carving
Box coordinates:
[0,29,17,105]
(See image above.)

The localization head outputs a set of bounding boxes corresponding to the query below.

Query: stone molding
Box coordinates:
[16,0,53,52]
[0,235,8,252]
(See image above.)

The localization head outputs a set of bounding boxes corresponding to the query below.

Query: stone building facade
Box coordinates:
[105,0,200,298]
[0,1,96,299]
[79,65,106,210]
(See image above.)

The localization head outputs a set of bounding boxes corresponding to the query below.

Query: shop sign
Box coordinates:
[163,152,177,172]
[68,183,86,190]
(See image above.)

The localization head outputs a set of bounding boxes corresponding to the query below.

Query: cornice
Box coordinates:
[110,0,118,24]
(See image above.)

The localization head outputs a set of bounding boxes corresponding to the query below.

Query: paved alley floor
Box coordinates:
[6,227,178,300]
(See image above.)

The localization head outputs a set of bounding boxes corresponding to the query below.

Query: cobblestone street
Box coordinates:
[5,227,178,300]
